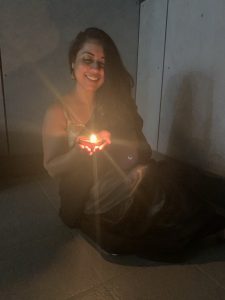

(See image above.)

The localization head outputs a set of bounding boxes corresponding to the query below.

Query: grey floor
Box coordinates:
[1,174,225,300]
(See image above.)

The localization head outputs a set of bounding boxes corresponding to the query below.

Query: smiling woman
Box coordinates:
[71,41,105,91]
[42,28,225,262]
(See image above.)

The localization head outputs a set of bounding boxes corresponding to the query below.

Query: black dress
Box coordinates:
[58,103,225,261]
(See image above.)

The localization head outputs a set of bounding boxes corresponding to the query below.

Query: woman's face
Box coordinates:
[72,40,105,92]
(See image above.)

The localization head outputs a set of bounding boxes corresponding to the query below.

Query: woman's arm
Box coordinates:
[42,103,81,177]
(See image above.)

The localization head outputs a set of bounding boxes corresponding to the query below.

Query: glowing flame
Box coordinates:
[89,134,98,143]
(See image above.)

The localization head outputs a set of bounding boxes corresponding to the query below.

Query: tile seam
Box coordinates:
[195,265,225,291]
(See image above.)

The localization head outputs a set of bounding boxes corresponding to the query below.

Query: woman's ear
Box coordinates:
[72,63,75,69]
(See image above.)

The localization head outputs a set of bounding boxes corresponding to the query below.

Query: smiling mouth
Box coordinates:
[85,74,100,81]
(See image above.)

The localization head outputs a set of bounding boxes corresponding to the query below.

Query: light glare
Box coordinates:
[90,134,98,143]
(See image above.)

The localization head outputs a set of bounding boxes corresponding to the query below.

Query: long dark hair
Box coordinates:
[69,27,140,130]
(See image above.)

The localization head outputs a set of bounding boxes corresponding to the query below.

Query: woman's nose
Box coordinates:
[91,61,98,69]
[90,61,102,70]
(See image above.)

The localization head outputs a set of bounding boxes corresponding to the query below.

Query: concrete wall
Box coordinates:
[0,54,8,154]
[0,0,139,155]
[136,0,225,176]
[136,0,168,149]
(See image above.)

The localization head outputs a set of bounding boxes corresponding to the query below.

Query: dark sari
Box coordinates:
[59,102,225,260]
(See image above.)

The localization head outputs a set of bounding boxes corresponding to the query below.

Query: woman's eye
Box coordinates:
[83,58,93,64]
[82,58,105,69]
[99,62,105,69]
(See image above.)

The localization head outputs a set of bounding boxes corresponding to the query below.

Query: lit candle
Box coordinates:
[89,134,98,143]
[78,133,103,152]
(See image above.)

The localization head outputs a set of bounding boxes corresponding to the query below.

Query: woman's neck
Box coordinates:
[63,86,96,125]
[70,86,95,108]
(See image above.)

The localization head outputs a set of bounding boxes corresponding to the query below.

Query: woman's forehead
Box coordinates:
[78,40,105,58]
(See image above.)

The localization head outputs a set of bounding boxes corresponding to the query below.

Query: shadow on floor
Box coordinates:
[81,231,225,267]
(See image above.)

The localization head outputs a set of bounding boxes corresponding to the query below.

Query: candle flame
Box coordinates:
[90,134,97,143]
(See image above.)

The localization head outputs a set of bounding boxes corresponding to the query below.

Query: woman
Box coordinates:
[43,28,225,261]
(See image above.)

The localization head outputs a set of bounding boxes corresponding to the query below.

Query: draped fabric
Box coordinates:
[58,100,225,259]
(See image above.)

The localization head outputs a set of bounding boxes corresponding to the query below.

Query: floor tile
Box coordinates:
[36,176,60,211]
[71,233,133,282]
[1,175,225,300]
[104,265,225,300]
[191,242,225,289]
[196,262,225,290]
[0,233,72,300]
[188,241,225,288]
[0,233,102,300]
[0,180,65,255]
[69,285,115,300]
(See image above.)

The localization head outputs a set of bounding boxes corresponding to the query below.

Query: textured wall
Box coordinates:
[136,0,168,149]
[137,0,225,176]
[0,0,139,154]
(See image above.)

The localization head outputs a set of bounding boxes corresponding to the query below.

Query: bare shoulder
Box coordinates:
[43,101,67,132]
[45,101,65,119]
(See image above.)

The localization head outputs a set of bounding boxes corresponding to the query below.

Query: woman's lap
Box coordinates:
[58,158,225,254]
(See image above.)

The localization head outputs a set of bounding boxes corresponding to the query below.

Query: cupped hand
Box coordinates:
[77,130,111,156]
[94,130,111,152]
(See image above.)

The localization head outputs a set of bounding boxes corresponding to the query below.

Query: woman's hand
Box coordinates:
[77,130,111,155]
[96,130,111,151]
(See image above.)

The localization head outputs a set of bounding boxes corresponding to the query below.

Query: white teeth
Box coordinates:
[86,75,99,81]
